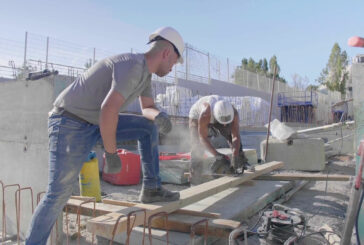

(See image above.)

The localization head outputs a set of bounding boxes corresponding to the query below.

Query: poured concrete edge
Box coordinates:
[87,161,284,239]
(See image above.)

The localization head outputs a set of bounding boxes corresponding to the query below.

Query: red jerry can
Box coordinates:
[102,149,141,185]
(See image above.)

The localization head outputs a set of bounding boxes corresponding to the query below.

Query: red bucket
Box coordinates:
[102,149,141,185]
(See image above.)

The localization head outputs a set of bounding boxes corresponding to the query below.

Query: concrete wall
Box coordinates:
[0,77,57,239]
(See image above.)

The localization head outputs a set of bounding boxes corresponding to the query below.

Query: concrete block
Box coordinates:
[260,138,325,171]
[206,148,258,164]
[159,159,190,184]
[159,148,257,184]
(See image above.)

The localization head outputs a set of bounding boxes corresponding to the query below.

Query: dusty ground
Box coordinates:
[54,154,357,245]
[228,154,357,245]
[6,154,356,244]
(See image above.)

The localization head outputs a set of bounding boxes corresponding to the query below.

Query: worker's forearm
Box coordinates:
[141,107,160,121]
[100,107,118,153]
[200,136,219,156]
[231,138,240,156]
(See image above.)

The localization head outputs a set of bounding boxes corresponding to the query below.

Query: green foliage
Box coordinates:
[317,43,349,95]
[262,58,268,73]
[306,84,318,91]
[237,55,286,83]
[235,55,287,85]
[269,55,280,75]
[84,58,97,69]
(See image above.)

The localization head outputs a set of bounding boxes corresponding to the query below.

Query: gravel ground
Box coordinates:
[57,155,358,245]
[7,154,355,244]
[228,154,358,245]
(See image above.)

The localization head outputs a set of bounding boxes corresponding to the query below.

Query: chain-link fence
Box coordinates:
[0,32,288,91]
[0,31,343,125]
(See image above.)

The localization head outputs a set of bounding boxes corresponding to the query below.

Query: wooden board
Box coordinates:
[255,173,351,181]
[150,214,241,238]
[86,161,283,239]
[102,199,220,218]
[66,198,236,238]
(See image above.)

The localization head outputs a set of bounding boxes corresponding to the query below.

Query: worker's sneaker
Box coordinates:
[139,187,180,203]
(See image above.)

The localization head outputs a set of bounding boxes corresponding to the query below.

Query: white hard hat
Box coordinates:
[148,26,184,64]
[213,100,234,124]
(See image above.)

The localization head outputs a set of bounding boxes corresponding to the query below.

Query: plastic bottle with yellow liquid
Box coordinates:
[79,151,101,202]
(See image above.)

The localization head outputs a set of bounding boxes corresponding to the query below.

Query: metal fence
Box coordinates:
[0,32,287,91]
[0,31,343,125]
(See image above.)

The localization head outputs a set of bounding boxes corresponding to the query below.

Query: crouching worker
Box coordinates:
[25,26,184,245]
[188,95,249,185]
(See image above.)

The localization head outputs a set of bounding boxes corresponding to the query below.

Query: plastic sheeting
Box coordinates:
[155,85,272,126]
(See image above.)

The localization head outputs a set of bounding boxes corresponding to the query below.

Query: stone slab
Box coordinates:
[260,138,326,171]
[106,179,292,245]
[159,148,258,184]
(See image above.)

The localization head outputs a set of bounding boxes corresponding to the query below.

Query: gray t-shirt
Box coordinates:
[54,53,152,125]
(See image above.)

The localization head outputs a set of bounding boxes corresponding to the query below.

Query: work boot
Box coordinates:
[139,187,180,203]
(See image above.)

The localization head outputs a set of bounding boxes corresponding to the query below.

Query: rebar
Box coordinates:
[109,208,147,245]
[15,187,34,244]
[2,183,20,240]
[190,218,209,245]
[148,212,169,245]
[76,197,96,245]
[65,205,70,245]
[110,214,126,245]
[126,209,146,245]
[0,180,4,241]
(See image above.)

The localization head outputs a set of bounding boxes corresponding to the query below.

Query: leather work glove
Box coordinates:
[232,155,246,174]
[232,153,254,174]
[154,112,172,135]
[104,151,122,174]
[210,153,232,174]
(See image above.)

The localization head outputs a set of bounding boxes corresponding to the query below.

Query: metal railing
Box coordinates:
[0,31,344,125]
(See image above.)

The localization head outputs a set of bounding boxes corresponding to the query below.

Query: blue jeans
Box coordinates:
[25,113,161,245]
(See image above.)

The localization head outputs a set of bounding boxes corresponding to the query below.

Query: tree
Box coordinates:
[306,84,318,91]
[317,43,349,95]
[256,59,263,73]
[247,58,256,72]
[269,55,280,76]
[262,58,268,74]
[235,55,287,85]
[241,58,248,69]
[84,58,97,69]
[292,73,310,90]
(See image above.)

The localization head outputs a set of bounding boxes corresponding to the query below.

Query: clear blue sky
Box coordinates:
[0,0,363,85]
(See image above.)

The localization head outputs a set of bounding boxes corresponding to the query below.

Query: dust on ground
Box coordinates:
[228,154,357,244]
[8,154,355,244]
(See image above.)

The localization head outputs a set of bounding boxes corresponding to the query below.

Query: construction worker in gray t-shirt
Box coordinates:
[25,26,184,245]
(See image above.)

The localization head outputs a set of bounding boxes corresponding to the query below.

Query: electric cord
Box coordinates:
[304,167,330,225]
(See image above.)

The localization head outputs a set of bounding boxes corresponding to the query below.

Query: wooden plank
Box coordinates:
[86,161,283,239]
[255,173,351,181]
[102,199,220,218]
[150,214,240,238]
[65,198,125,217]
[66,198,236,238]
[66,198,220,219]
